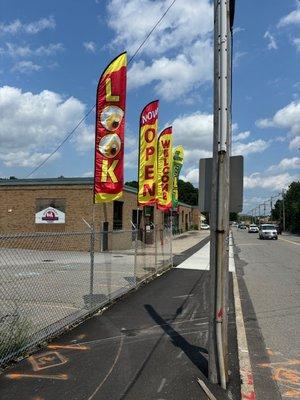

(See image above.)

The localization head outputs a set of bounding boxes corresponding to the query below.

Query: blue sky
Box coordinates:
[0,0,299,212]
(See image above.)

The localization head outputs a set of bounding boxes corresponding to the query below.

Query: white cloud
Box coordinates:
[264,31,278,50]
[0,151,60,167]
[128,39,213,100]
[82,171,93,177]
[11,60,41,74]
[256,100,300,149]
[232,139,270,156]
[0,16,55,35]
[292,37,300,51]
[83,41,96,53]
[233,51,247,68]
[170,113,268,174]
[107,0,212,56]
[275,136,287,142]
[0,86,92,169]
[244,172,298,190]
[233,130,250,142]
[278,1,300,27]
[267,157,300,172]
[73,125,94,153]
[233,27,245,35]
[0,42,64,58]
[172,112,213,151]
[107,0,213,99]
[289,135,300,149]
[180,168,199,186]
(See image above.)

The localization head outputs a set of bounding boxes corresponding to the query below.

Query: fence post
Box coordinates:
[89,225,95,309]
[134,227,138,286]
[170,212,173,268]
[154,226,158,274]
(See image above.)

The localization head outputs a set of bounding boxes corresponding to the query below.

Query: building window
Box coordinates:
[182,210,184,222]
[113,201,123,230]
[36,198,66,213]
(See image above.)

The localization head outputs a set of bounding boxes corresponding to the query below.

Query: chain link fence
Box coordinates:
[0,227,172,366]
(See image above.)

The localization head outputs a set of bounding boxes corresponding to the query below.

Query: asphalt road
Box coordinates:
[233,228,300,400]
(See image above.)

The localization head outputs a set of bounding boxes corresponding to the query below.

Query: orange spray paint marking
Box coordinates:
[283,390,300,398]
[48,344,89,351]
[267,348,274,356]
[259,359,300,368]
[6,373,68,380]
[273,368,300,386]
[28,351,67,371]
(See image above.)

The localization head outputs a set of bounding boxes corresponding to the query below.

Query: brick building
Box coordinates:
[0,178,200,250]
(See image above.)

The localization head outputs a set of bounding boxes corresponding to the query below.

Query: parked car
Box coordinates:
[201,223,210,230]
[259,224,278,240]
[248,224,259,233]
[274,224,282,234]
[238,223,247,229]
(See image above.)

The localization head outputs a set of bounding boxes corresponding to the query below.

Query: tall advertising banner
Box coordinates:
[172,146,184,208]
[94,52,127,203]
[157,127,173,211]
[138,100,159,205]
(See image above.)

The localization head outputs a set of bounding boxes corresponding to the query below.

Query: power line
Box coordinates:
[24,0,177,179]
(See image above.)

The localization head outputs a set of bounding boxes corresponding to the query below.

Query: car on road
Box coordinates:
[201,223,210,230]
[248,224,259,233]
[259,224,278,240]
[238,223,247,229]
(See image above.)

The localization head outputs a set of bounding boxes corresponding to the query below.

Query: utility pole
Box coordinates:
[282,189,286,232]
[263,202,266,218]
[209,0,233,389]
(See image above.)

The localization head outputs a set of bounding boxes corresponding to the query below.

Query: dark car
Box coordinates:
[238,223,247,229]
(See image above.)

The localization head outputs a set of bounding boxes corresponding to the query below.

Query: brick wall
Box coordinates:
[0,181,198,249]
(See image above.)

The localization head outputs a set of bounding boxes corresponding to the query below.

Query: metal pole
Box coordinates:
[170,210,173,268]
[282,189,286,232]
[134,208,140,285]
[270,197,273,218]
[89,204,95,308]
[209,0,230,389]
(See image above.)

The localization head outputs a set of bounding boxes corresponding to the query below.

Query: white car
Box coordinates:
[248,224,259,233]
[259,224,278,240]
[201,223,210,230]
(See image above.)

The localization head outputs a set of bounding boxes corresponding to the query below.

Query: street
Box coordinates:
[233,228,300,399]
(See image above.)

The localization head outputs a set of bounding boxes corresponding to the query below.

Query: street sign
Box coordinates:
[199,155,243,212]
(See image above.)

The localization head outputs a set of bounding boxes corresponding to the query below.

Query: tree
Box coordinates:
[178,179,198,206]
[271,181,300,233]
[125,180,138,189]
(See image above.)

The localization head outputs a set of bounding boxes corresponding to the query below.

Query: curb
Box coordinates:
[231,247,256,400]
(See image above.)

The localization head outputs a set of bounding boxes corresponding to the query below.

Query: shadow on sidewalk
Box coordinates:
[144,304,208,377]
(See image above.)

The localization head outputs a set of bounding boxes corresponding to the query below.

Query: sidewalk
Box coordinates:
[0,232,241,400]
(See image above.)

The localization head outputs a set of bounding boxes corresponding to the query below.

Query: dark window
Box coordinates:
[36,198,66,213]
[113,201,123,230]
[182,211,184,222]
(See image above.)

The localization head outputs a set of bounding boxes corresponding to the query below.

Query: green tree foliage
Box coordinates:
[230,212,238,222]
[125,180,138,189]
[126,179,199,206]
[271,181,300,233]
[178,179,198,206]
